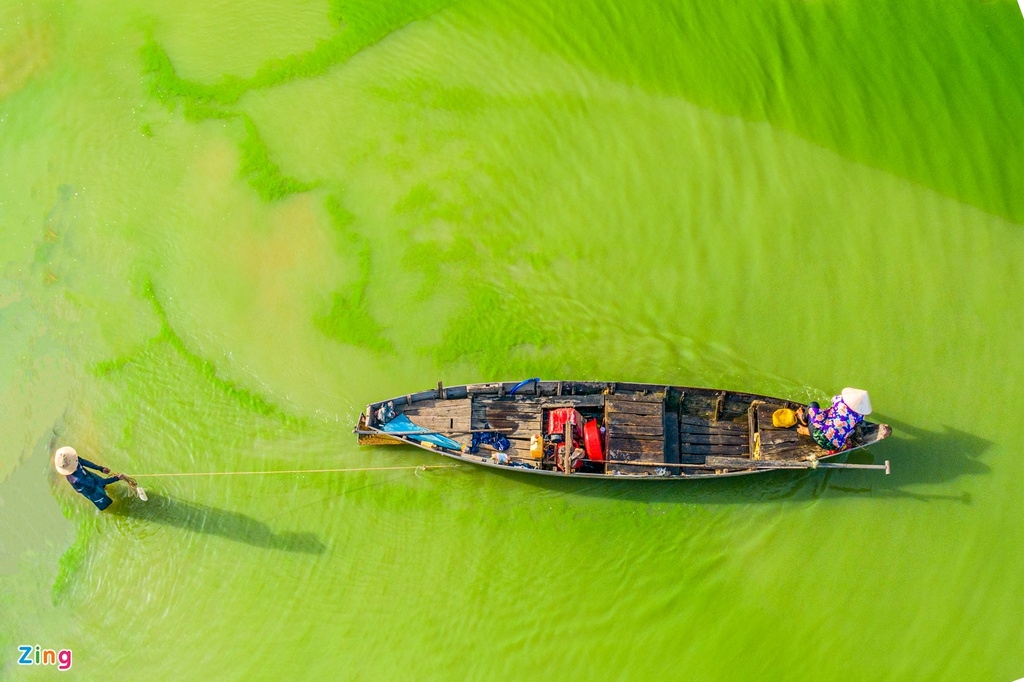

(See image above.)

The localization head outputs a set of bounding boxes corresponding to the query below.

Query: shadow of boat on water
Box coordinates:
[109,493,326,554]
[494,416,994,506]
[820,418,992,504]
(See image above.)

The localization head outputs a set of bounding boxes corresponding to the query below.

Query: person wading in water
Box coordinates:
[54,446,128,511]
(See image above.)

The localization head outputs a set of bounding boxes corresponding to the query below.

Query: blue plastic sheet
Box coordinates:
[382,414,462,451]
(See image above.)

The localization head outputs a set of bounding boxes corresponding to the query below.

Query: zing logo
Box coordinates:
[17,645,72,671]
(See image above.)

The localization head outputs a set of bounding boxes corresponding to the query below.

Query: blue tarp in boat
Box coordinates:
[382,414,462,451]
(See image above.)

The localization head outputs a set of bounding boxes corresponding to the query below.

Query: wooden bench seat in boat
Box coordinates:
[605,393,665,474]
[750,401,819,461]
[394,398,474,449]
[676,414,749,459]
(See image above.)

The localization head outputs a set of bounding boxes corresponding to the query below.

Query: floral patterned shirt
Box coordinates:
[807,395,864,450]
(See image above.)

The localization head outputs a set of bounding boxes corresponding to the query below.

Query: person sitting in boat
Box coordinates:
[54,446,126,511]
[797,388,872,452]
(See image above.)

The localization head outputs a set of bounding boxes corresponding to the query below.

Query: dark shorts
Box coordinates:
[90,491,113,507]
[808,425,835,450]
[806,402,837,450]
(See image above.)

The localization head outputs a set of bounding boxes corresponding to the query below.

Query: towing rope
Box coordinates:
[126,464,461,478]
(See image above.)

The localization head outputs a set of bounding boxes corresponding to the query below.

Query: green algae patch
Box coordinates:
[238,115,317,201]
[140,37,229,110]
[314,196,393,353]
[141,41,315,203]
[143,279,298,420]
[51,514,98,605]
[141,0,456,110]
[93,279,301,425]
[315,290,393,353]
[432,284,560,379]
[138,0,463,200]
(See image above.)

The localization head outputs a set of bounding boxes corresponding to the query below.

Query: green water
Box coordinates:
[2,0,1023,678]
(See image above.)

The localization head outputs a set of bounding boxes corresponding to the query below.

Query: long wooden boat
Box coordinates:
[355,380,893,479]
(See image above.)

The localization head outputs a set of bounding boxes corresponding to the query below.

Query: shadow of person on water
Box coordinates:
[497,415,994,506]
[108,492,326,554]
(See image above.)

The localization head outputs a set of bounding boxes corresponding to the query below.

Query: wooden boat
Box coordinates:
[355,380,893,479]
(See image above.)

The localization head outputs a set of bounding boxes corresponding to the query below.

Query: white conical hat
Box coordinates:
[54,446,79,475]
[841,388,872,415]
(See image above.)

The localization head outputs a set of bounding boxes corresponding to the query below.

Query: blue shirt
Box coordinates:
[65,457,119,510]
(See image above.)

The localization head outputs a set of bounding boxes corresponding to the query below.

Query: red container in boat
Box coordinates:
[583,419,604,461]
[547,408,583,439]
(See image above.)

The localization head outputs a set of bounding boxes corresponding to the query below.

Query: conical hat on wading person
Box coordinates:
[841,388,872,416]
[54,446,79,475]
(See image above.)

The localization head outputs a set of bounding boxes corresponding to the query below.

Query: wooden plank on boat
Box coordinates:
[721,393,755,421]
[605,464,672,476]
[606,408,661,425]
[606,409,662,427]
[401,398,472,415]
[679,442,747,456]
[755,402,791,429]
[679,412,746,429]
[479,421,540,441]
[402,405,471,420]
[607,436,663,460]
[759,429,802,445]
[748,401,761,459]
[663,390,682,465]
[606,400,662,416]
[704,456,757,470]
[681,392,717,420]
[478,405,544,419]
[712,391,725,422]
[606,436,663,450]
[478,394,606,409]
[759,442,820,460]
[610,425,664,438]
[611,391,664,403]
[607,425,662,440]
[467,383,503,395]
[677,432,748,446]
[611,383,666,397]
[398,397,473,433]
[400,417,473,434]
[677,420,746,435]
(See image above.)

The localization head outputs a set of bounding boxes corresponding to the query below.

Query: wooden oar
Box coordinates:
[705,456,890,474]
[505,454,890,474]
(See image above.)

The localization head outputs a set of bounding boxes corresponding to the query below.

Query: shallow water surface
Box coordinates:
[2,0,1023,679]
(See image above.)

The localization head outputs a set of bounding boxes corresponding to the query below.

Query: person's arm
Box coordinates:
[78,457,111,474]
[806,402,822,427]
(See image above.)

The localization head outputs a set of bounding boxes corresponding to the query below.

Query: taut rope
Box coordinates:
[126,464,460,478]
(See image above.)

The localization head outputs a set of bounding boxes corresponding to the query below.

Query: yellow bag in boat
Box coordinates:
[772,408,797,428]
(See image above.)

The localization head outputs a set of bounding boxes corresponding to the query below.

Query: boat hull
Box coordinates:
[355,380,892,479]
